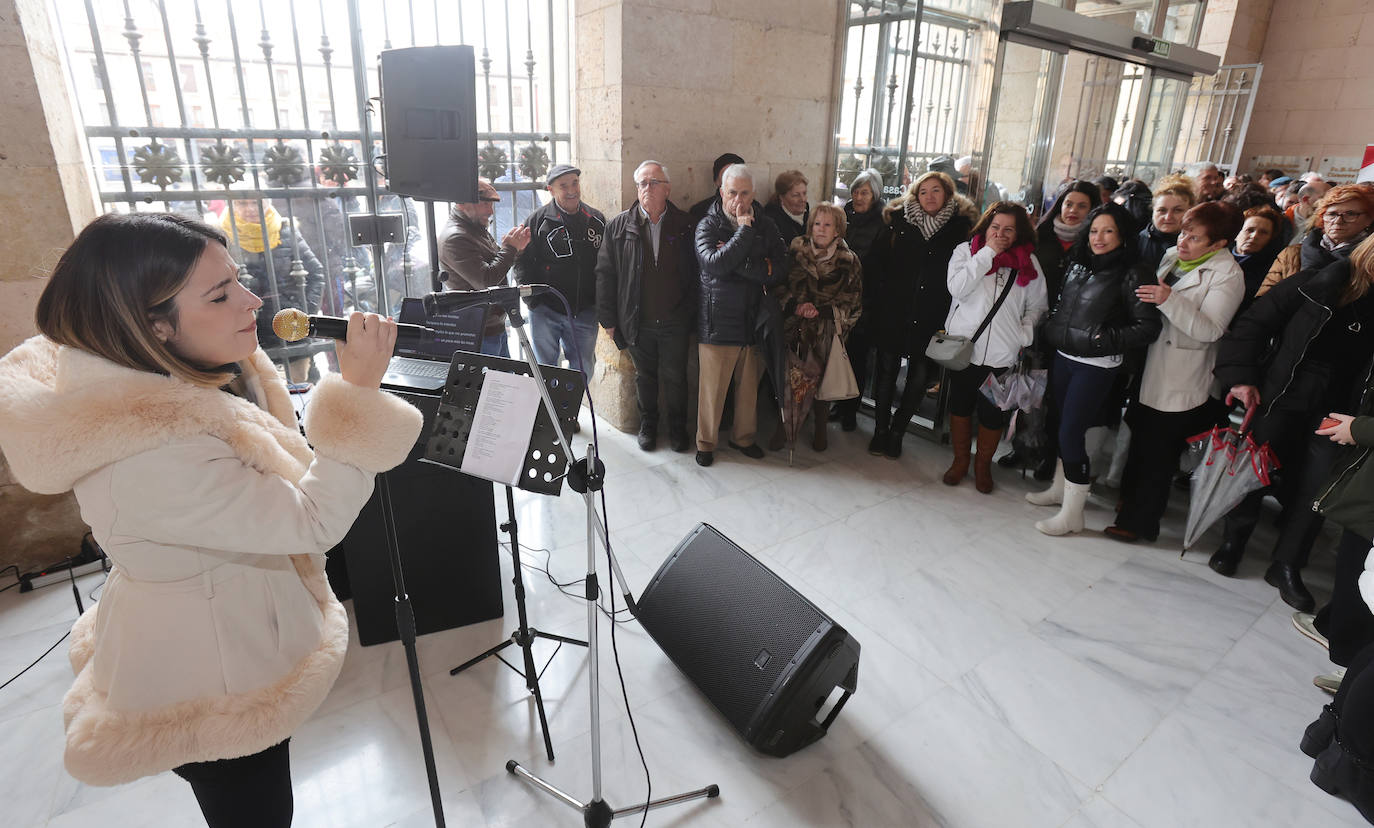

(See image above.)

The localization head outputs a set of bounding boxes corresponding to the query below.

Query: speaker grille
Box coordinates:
[637,525,826,735]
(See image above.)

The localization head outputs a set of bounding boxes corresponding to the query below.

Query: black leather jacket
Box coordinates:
[594,201,699,348]
[1043,249,1161,358]
[514,200,606,314]
[694,200,786,346]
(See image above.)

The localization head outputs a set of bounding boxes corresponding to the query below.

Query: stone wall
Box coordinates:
[574,0,843,433]
[1237,0,1374,169]
[0,0,99,572]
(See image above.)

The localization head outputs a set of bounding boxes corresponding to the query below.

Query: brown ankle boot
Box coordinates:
[974,425,1002,494]
[943,415,973,486]
[812,401,829,452]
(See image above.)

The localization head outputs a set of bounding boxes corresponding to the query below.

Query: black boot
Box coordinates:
[1208,542,1244,577]
[1265,561,1316,612]
[1302,705,1339,759]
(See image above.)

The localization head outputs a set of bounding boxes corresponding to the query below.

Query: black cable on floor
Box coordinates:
[0,630,70,693]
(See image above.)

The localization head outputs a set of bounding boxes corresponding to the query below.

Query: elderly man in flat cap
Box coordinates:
[515,164,607,406]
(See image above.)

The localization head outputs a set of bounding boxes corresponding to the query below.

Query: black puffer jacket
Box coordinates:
[868,197,976,357]
[1215,259,1374,417]
[241,222,326,349]
[843,201,885,262]
[1138,225,1178,273]
[694,200,787,346]
[514,200,607,314]
[764,201,808,249]
[1042,249,1161,358]
[594,201,699,348]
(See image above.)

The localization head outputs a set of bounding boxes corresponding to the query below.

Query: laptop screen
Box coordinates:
[395,297,485,359]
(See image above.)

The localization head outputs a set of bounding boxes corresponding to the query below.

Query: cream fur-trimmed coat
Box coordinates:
[0,337,422,786]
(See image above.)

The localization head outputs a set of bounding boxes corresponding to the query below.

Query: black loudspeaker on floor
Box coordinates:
[635,524,860,757]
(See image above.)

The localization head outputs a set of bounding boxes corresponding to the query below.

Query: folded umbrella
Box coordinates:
[1181,425,1279,551]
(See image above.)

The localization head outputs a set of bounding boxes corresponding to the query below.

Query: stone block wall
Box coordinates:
[0,0,99,573]
[575,0,843,433]
[1236,0,1374,168]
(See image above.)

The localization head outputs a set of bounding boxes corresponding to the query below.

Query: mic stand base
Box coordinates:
[505,760,720,828]
[449,486,587,762]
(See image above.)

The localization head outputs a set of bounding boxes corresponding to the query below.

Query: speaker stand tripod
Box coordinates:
[449,484,587,761]
[491,301,720,826]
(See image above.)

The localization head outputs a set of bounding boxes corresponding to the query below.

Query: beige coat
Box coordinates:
[1138,248,1245,412]
[0,338,422,786]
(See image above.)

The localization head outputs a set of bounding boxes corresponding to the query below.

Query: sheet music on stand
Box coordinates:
[420,351,584,496]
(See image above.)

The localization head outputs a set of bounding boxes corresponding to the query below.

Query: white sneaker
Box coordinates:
[1314,668,1346,695]
[1293,612,1330,650]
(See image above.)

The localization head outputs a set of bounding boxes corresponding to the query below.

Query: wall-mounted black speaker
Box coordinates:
[378,45,479,202]
[636,524,860,757]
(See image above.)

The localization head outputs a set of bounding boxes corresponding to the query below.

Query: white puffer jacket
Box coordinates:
[0,338,422,786]
[944,242,1049,369]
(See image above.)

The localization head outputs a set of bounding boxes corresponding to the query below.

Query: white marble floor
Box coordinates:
[1,412,1364,827]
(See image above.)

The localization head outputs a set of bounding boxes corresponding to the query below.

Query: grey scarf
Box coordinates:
[906,197,957,240]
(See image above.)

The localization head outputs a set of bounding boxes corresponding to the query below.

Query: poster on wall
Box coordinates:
[1359,146,1374,184]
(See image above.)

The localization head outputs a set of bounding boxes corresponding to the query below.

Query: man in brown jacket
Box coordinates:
[437,178,531,355]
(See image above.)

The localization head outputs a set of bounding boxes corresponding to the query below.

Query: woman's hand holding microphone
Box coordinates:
[335,312,398,389]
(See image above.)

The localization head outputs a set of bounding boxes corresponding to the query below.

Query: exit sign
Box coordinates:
[1132,36,1171,58]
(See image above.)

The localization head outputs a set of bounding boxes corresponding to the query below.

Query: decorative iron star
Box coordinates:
[132,142,184,189]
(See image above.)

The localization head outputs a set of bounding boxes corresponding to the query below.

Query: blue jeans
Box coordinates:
[528,304,597,378]
[480,330,511,358]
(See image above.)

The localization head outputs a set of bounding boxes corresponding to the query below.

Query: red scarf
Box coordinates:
[971,236,1038,286]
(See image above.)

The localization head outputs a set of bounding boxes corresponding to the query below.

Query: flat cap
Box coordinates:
[546,163,581,186]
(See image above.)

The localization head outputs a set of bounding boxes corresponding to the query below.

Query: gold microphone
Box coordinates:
[271,308,431,346]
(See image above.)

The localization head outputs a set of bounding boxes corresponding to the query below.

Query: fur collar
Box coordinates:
[0,337,311,495]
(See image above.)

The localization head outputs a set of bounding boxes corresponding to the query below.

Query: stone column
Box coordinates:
[0,0,99,573]
[574,0,842,433]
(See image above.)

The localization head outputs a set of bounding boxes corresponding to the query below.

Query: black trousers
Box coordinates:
[872,350,938,432]
[1317,530,1374,666]
[1115,401,1217,540]
[173,739,293,828]
[627,319,690,435]
[947,363,1008,430]
[1221,408,1343,569]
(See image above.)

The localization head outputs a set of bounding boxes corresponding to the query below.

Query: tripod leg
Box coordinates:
[532,629,588,648]
[449,638,514,676]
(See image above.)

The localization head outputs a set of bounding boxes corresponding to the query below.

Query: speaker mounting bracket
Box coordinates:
[348,212,405,246]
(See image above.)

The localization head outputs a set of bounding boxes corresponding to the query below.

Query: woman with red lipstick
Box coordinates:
[1030,202,1161,535]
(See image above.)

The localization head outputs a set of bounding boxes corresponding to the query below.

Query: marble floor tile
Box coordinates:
[846,561,1029,684]
[866,686,1092,828]
[956,631,1163,788]
[1100,711,1367,828]
[4,409,1362,827]
[1034,554,1269,714]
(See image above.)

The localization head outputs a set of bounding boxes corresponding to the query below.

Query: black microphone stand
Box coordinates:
[375,470,446,826]
[486,296,719,827]
[449,485,588,762]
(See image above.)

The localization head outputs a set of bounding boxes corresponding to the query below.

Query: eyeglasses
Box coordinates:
[1325,210,1368,224]
[635,178,668,190]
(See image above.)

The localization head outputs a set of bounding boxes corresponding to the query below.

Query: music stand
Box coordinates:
[421,295,719,827]
[420,351,589,762]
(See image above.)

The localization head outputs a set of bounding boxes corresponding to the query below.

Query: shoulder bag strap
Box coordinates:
[969,270,1017,343]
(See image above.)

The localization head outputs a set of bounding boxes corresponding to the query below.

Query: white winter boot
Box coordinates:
[1026,460,1064,506]
[1035,479,1089,536]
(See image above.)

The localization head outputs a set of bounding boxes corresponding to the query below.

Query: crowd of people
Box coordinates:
[433,153,1374,820]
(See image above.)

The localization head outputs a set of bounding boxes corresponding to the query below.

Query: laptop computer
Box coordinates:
[381,297,487,392]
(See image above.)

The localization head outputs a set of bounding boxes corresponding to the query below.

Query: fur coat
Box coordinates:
[0,337,422,785]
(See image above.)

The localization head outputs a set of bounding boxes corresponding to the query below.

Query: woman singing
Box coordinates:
[0,213,422,827]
